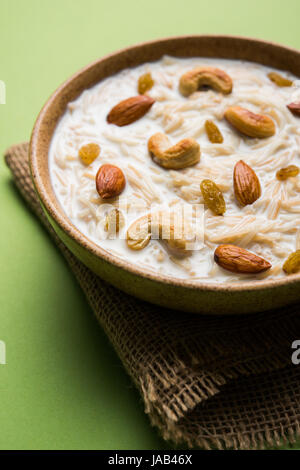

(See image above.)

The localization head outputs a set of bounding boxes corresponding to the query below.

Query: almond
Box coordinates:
[287,101,300,117]
[179,67,233,96]
[107,95,155,127]
[224,106,275,138]
[96,164,126,199]
[214,244,271,274]
[234,160,261,206]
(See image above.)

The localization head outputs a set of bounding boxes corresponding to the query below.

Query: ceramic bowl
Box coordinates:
[29,35,300,314]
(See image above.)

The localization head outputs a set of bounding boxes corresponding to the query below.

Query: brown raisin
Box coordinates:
[268,72,293,87]
[205,120,224,143]
[276,165,299,181]
[200,179,226,215]
[138,72,154,95]
[79,143,100,165]
[283,250,300,274]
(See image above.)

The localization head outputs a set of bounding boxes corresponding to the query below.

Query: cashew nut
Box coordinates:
[224,106,276,138]
[148,133,200,170]
[126,214,151,251]
[126,211,195,254]
[179,67,233,97]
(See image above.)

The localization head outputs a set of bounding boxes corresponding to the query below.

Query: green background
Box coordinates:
[0,0,299,450]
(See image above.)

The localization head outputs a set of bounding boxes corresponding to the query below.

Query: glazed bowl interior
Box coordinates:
[30,35,300,309]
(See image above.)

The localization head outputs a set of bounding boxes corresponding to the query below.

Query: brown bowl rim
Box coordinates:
[30,34,300,293]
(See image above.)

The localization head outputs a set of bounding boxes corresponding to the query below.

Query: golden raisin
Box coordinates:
[276,165,299,181]
[138,72,154,95]
[205,120,224,143]
[268,72,293,87]
[104,208,125,236]
[79,143,100,165]
[283,250,300,274]
[200,179,226,215]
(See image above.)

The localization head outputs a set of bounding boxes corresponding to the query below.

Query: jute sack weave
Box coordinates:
[5,143,300,450]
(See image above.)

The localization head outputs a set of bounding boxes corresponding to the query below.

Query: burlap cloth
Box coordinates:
[5,142,300,450]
